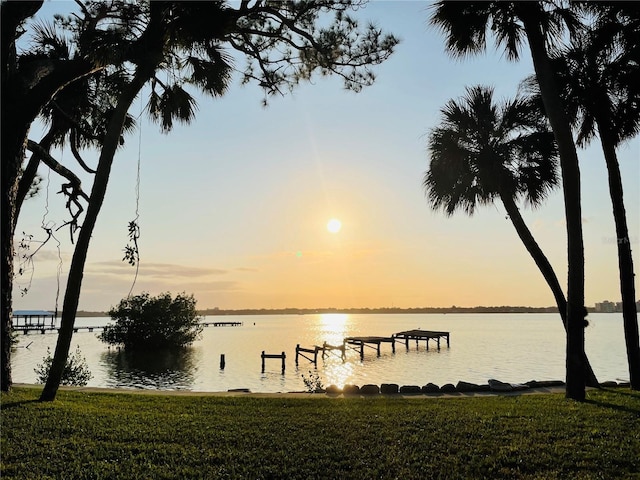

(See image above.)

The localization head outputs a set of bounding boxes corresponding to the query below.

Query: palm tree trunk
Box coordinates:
[519,5,586,401]
[501,195,599,387]
[39,70,149,401]
[0,121,28,392]
[598,125,640,390]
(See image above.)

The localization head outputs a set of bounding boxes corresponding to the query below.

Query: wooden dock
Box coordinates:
[295,342,346,365]
[344,336,396,359]
[261,351,286,372]
[201,321,243,327]
[13,319,242,334]
[297,329,450,362]
[392,330,450,350]
[13,325,106,335]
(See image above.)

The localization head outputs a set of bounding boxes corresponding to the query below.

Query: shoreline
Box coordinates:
[12,382,578,398]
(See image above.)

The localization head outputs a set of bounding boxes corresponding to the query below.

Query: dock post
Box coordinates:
[261,351,265,372]
[360,342,364,360]
[392,338,395,353]
[281,352,286,373]
[376,342,381,357]
[437,337,441,350]
[220,354,226,369]
[295,344,300,365]
[314,347,318,364]
[426,339,429,351]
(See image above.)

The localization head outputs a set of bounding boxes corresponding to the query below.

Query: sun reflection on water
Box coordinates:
[315,314,354,387]
[318,313,350,345]
[321,357,356,389]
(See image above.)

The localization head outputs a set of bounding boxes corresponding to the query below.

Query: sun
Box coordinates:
[327,218,342,233]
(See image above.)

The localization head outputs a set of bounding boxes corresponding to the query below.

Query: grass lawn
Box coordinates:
[2,387,639,479]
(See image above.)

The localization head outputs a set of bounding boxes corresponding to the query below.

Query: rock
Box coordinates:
[599,381,618,388]
[532,380,565,388]
[342,384,360,395]
[422,383,440,393]
[488,379,513,392]
[440,383,456,393]
[399,385,422,394]
[456,381,481,392]
[360,384,380,395]
[325,384,342,395]
[381,383,399,394]
[227,388,251,393]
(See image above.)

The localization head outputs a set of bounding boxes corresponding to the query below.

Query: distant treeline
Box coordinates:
[77,305,604,317]
[198,306,569,316]
[76,311,108,317]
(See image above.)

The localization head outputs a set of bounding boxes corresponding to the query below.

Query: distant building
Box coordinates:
[594,301,616,313]
[594,300,640,313]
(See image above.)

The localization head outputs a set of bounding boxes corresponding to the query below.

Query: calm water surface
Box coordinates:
[11,313,629,392]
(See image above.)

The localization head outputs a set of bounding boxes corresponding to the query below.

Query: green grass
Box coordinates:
[2,388,639,479]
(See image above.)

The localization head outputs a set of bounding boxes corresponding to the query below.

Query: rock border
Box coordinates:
[320,379,630,396]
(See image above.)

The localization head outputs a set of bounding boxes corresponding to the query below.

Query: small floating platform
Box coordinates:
[393,330,450,350]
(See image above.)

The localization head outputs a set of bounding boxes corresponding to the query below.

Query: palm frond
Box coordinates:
[30,21,70,59]
[147,82,198,133]
[429,2,492,58]
[425,85,559,218]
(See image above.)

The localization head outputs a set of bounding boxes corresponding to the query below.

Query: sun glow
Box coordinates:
[327,218,342,233]
[319,313,350,344]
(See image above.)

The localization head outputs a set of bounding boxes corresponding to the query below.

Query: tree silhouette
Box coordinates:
[430,1,587,400]
[548,4,640,389]
[5,1,398,401]
[424,85,598,387]
[2,0,112,392]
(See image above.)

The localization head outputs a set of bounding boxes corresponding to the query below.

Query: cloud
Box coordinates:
[554,217,591,228]
[247,247,387,267]
[88,261,228,278]
[13,248,70,265]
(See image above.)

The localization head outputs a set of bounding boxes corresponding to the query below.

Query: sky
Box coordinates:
[13,1,640,312]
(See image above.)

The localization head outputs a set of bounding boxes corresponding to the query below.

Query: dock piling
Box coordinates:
[261,351,286,373]
[295,344,318,365]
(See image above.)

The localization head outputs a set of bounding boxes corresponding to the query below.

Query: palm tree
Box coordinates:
[430,1,587,400]
[547,5,640,389]
[424,85,598,387]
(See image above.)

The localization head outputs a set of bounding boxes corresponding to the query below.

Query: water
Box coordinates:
[11,313,630,393]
